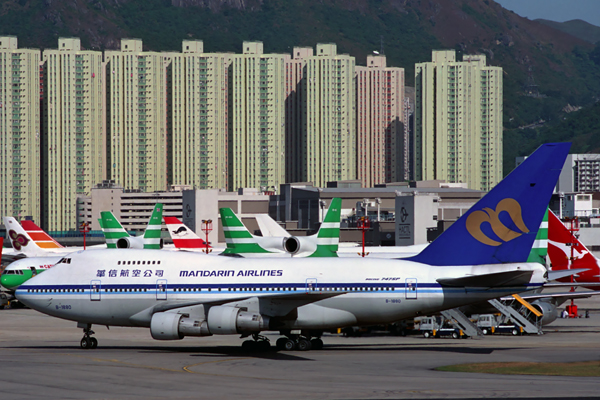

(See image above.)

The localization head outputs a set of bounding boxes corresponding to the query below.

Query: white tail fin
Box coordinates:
[2,217,45,256]
[255,214,290,237]
[163,217,209,249]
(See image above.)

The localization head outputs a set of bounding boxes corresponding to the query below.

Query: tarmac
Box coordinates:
[1,297,600,399]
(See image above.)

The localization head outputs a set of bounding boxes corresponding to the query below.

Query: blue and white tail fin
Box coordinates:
[408,143,570,266]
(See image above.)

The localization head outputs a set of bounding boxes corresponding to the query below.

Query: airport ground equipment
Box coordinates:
[418,316,468,339]
[488,298,543,334]
[476,314,524,335]
[440,308,483,338]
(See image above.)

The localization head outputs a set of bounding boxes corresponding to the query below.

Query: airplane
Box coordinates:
[15,143,569,351]
[100,204,164,249]
[547,209,600,287]
[163,217,211,251]
[220,198,341,257]
[1,204,164,291]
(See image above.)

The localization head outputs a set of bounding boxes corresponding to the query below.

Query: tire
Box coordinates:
[80,337,90,349]
[482,328,488,335]
[89,337,98,349]
[511,329,519,336]
[283,339,296,351]
[276,337,287,350]
[297,339,312,351]
[451,332,459,339]
[311,338,323,350]
[423,331,431,338]
[257,340,270,352]
[242,340,257,352]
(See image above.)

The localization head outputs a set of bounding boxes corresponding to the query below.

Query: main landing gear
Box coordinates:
[275,335,323,351]
[80,325,98,350]
[241,333,271,352]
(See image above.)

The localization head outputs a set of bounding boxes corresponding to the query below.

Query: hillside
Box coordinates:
[1,0,600,171]
[536,19,600,45]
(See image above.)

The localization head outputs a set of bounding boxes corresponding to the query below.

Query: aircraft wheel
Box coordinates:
[283,339,296,351]
[89,337,98,349]
[276,337,288,350]
[423,331,430,338]
[297,338,312,351]
[511,329,519,336]
[242,340,257,352]
[80,337,91,349]
[310,338,323,350]
[257,340,271,352]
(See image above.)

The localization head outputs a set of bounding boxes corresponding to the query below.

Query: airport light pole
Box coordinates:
[201,219,212,254]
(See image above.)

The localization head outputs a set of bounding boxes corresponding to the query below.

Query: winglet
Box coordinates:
[408,143,571,266]
[219,208,272,254]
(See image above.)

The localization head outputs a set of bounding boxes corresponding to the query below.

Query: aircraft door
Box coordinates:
[90,280,101,301]
[306,278,318,293]
[156,279,167,300]
[30,267,37,277]
[405,278,417,299]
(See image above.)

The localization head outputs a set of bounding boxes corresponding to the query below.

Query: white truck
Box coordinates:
[476,314,524,336]
[418,316,467,339]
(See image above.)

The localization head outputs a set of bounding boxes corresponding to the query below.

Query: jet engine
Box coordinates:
[207,306,270,334]
[150,312,211,340]
[116,237,163,249]
[282,236,317,256]
[530,300,558,326]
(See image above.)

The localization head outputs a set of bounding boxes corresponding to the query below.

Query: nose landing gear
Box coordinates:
[80,326,98,349]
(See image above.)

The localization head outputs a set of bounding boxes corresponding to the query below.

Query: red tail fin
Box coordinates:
[20,220,64,249]
[163,217,210,249]
[548,210,599,283]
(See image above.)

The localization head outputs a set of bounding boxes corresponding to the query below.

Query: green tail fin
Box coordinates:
[143,203,164,249]
[219,208,271,254]
[527,208,548,265]
[100,211,128,249]
[309,197,341,257]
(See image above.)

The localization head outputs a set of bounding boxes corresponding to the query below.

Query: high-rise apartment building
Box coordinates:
[229,42,287,191]
[304,44,356,187]
[356,55,405,187]
[42,38,105,231]
[171,40,230,190]
[415,50,502,191]
[105,39,170,193]
[0,37,41,223]
[284,47,312,183]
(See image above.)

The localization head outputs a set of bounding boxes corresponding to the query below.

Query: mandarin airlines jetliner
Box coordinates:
[16,143,570,351]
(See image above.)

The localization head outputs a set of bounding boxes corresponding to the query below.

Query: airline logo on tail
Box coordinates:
[164,216,209,249]
[466,198,529,246]
[8,230,30,251]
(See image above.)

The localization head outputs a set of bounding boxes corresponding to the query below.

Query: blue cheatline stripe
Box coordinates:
[17,282,543,296]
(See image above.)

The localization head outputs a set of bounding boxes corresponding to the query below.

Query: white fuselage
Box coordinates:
[16,249,546,333]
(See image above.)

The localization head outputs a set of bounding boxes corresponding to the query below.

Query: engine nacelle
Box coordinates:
[150,312,211,340]
[116,237,163,249]
[207,306,270,335]
[282,236,317,256]
[531,300,558,326]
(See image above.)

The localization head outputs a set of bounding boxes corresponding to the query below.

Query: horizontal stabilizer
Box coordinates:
[437,270,533,288]
[547,268,590,281]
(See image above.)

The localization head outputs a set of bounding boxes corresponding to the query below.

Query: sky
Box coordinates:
[495,0,600,27]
